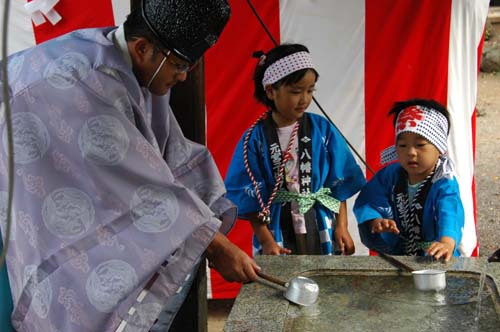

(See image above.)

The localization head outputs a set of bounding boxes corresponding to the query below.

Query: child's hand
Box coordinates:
[369,218,400,234]
[335,227,355,255]
[250,216,292,255]
[426,237,455,262]
[261,239,292,256]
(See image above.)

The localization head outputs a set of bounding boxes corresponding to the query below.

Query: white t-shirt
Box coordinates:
[276,123,306,234]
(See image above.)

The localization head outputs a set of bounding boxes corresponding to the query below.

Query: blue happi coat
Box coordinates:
[353,163,464,256]
[225,112,365,255]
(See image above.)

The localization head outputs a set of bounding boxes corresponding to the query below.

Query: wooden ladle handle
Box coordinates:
[376,250,415,272]
[257,271,287,287]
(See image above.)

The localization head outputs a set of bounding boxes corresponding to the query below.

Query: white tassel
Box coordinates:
[24,0,62,26]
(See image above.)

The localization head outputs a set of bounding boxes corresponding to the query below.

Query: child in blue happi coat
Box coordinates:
[354,99,464,261]
[225,44,365,256]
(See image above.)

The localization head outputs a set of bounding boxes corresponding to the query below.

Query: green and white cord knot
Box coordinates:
[273,187,340,214]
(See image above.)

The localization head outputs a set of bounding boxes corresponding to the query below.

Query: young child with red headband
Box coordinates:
[354,99,464,262]
[225,44,365,256]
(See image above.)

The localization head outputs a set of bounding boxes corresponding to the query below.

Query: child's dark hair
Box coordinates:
[253,44,319,110]
[389,98,451,134]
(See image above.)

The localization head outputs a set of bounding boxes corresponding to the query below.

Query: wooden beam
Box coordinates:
[170,60,206,144]
[131,0,139,11]
[169,59,208,332]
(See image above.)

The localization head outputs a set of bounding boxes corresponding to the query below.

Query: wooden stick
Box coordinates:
[256,271,287,287]
[376,251,415,272]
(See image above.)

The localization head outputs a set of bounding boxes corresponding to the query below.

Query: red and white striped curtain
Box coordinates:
[205,0,489,299]
[0,0,127,52]
[2,0,489,300]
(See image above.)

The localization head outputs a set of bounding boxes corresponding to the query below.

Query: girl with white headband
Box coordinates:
[225,44,365,256]
[354,99,464,262]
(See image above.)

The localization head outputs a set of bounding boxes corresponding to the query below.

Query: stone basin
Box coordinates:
[224,256,500,332]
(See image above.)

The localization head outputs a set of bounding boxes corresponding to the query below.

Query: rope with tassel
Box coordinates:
[243,112,300,224]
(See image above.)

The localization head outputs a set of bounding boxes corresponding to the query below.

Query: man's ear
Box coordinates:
[128,37,152,64]
[265,85,275,100]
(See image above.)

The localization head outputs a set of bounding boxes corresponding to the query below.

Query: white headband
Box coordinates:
[380,105,449,165]
[262,51,315,87]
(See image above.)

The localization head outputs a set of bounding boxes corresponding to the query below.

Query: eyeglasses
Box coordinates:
[160,49,196,74]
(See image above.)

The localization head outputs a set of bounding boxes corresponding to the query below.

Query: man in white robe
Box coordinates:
[0,0,259,331]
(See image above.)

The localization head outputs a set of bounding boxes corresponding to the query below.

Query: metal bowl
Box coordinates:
[412,269,446,291]
[283,276,319,306]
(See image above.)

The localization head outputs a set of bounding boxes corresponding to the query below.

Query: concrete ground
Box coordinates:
[207,299,234,332]
[475,71,500,257]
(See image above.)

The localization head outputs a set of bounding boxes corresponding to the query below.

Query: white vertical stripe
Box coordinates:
[447,0,489,256]
[319,229,331,243]
[1,0,36,55]
[206,259,213,299]
[280,0,367,255]
[111,0,129,25]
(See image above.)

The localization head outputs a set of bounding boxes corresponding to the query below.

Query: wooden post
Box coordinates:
[169,60,206,145]
[168,60,208,332]
[131,0,139,11]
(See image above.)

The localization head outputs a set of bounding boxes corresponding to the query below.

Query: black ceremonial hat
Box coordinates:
[142,0,231,64]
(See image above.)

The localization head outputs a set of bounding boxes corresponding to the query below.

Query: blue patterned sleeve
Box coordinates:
[432,178,464,248]
[224,128,270,217]
[325,123,366,201]
[353,165,401,253]
[353,165,397,224]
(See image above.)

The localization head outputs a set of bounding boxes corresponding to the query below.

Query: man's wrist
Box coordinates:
[206,231,224,261]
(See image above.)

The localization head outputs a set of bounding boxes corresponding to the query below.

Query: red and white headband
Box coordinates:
[262,51,315,87]
[380,105,449,165]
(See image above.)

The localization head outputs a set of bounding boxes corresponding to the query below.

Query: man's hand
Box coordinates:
[206,232,260,283]
[369,218,400,235]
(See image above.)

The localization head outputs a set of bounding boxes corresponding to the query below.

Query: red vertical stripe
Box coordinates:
[206,0,280,177]
[205,0,281,299]
[471,111,478,256]
[31,0,116,44]
[364,0,452,179]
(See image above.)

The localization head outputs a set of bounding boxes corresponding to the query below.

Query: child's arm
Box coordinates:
[334,201,355,255]
[427,177,464,260]
[246,213,292,255]
[426,236,455,262]
[354,164,402,254]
